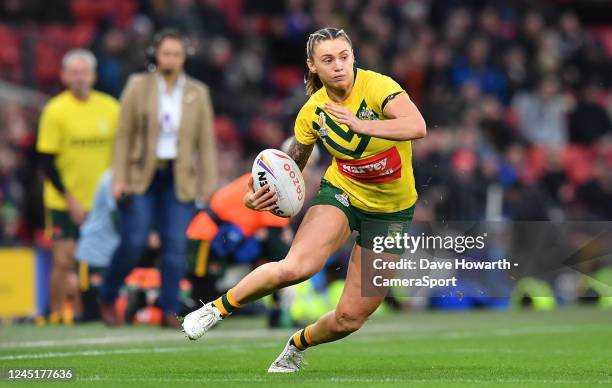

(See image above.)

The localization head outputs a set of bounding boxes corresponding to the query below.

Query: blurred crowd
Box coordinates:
[1,0,612,245]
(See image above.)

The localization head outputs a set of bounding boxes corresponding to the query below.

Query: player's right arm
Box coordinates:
[286,138,314,172]
[290,104,317,171]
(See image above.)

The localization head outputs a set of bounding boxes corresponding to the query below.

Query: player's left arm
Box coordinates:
[325,93,426,141]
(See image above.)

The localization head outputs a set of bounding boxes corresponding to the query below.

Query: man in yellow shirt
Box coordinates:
[36,49,119,324]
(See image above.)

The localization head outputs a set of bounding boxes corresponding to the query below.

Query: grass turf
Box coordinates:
[0,306,610,387]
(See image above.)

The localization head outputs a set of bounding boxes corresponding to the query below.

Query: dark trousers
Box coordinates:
[100,167,194,314]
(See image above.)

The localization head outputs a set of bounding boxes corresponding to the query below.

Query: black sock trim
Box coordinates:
[300,330,310,347]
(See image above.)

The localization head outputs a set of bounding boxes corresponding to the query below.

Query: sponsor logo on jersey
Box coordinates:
[335,192,350,207]
[336,146,402,183]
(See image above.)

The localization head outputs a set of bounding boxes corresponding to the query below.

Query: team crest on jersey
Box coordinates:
[317,112,329,138]
[357,106,378,121]
[335,192,350,207]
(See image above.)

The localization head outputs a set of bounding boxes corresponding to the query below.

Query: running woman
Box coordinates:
[181,27,426,373]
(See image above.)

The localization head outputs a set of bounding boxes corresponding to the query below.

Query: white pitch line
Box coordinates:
[0,346,526,361]
[0,328,291,349]
[0,333,180,349]
[76,376,612,385]
[0,323,598,361]
[0,347,190,361]
[0,322,598,350]
[0,342,279,361]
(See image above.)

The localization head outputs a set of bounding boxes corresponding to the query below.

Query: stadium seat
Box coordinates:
[70,0,114,23]
[0,25,23,81]
[70,0,137,29]
[270,66,303,95]
[214,116,241,146]
[34,42,65,88]
[563,145,596,185]
[71,24,95,47]
[588,26,612,57]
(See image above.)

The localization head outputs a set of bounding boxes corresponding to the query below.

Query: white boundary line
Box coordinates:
[1,322,602,350]
[1,323,607,361]
[0,342,279,361]
[0,329,291,349]
[76,376,612,385]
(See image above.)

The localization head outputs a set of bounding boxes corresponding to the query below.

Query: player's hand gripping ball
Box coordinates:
[251,149,306,217]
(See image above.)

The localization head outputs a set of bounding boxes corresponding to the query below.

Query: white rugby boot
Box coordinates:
[180,301,223,340]
[267,339,308,373]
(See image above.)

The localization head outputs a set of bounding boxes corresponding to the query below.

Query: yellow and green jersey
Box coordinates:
[294,68,418,213]
[36,90,119,211]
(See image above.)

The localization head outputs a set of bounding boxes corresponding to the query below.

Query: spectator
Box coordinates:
[479,96,517,152]
[96,28,129,98]
[513,74,568,149]
[569,82,612,145]
[436,149,488,220]
[519,10,546,59]
[536,29,563,75]
[98,29,218,328]
[568,41,612,89]
[451,36,508,103]
[503,45,533,98]
[558,11,586,59]
[575,160,612,220]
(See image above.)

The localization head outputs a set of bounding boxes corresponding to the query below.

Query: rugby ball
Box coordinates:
[252,149,305,217]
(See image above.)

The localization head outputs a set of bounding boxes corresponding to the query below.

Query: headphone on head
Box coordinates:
[145,28,195,72]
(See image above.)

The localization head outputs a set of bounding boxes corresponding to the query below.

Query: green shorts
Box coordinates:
[310,180,414,253]
[46,209,79,240]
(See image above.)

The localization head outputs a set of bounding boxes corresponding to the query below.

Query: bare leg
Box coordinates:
[230,205,351,305]
[307,244,391,345]
[49,239,75,320]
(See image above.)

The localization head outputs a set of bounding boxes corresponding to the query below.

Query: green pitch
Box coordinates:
[0,306,610,387]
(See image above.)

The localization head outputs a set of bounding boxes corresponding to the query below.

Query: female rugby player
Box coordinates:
[181,27,426,373]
